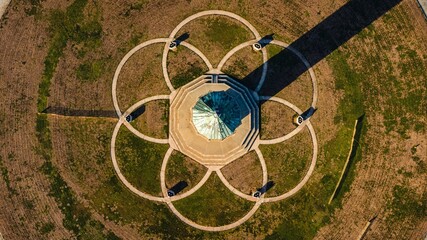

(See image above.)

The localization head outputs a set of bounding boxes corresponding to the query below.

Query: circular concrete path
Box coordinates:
[110,10,319,231]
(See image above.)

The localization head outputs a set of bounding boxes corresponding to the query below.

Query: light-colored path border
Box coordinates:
[262,116,318,203]
[111,114,213,202]
[0,0,11,20]
[112,38,212,118]
[216,147,268,202]
[111,115,167,202]
[160,148,213,202]
[162,10,268,93]
[258,96,306,145]
[217,39,268,92]
[121,95,170,144]
[268,40,318,107]
[110,10,319,231]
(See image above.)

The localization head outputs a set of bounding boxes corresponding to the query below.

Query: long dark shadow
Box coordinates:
[42,106,117,118]
[241,0,402,97]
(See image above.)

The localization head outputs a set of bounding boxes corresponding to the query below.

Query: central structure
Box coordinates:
[170,74,259,166]
[192,91,241,140]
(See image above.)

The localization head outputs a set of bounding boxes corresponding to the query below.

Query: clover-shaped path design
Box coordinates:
[111,10,318,231]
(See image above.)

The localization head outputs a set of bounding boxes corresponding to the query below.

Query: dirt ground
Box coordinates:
[0,0,426,239]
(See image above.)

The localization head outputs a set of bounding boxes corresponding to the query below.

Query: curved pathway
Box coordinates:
[110,10,320,232]
[165,199,262,232]
[162,9,269,92]
[258,96,305,145]
[112,38,212,117]
[111,116,167,202]
[215,147,268,202]
[159,147,213,202]
[0,0,10,20]
[162,41,213,92]
[269,40,318,108]
[217,39,268,92]
[121,95,170,144]
[263,120,318,202]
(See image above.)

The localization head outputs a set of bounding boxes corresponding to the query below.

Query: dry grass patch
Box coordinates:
[222,45,263,89]
[167,46,209,89]
[175,15,253,66]
[221,150,262,195]
[260,100,298,139]
[130,99,169,139]
[116,43,170,111]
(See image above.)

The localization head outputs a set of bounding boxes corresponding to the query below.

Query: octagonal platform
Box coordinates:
[169,74,259,166]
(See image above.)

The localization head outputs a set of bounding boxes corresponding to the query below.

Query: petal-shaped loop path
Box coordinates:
[110,10,318,231]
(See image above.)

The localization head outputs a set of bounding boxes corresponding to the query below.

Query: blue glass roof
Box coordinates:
[192,91,241,140]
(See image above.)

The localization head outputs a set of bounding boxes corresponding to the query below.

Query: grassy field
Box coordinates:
[260,127,313,196]
[115,125,169,196]
[129,99,169,139]
[1,0,425,239]
[176,15,252,65]
[173,174,254,226]
[221,150,263,195]
[165,151,207,192]
[36,115,120,239]
[37,0,103,112]
[168,46,208,88]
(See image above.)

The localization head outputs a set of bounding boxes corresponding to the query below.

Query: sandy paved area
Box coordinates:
[0,0,10,19]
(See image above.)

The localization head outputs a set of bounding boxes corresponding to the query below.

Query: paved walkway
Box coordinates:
[217,39,268,92]
[0,0,10,20]
[112,38,211,117]
[160,147,213,202]
[121,95,170,144]
[110,9,319,231]
[258,96,306,145]
[269,40,318,108]
[263,119,318,202]
[111,117,167,202]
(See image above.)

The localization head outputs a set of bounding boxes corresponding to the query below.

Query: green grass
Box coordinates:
[259,128,312,195]
[259,46,368,240]
[76,59,105,82]
[387,185,426,221]
[115,126,169,196]
[25,0,43,16]
[204,18,250,50]
[329,115,366,203]
[37,0,103,112]
[91,173,198,239]
[38,221,55,235]
[0,156,15,195]
[222,58,249,80]
[173,174,254,226]
[171,65,204,89]
[35,114,120,239]
[168,46,207,89]
[121,0,148,17]
[165,151,206,190]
